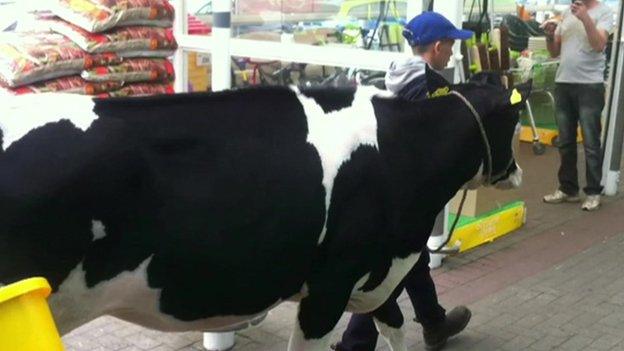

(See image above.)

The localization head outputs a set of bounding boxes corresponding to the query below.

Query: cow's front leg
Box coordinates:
[288,281,353,351]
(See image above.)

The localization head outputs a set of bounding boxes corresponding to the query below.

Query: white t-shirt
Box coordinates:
[555,2,614,83]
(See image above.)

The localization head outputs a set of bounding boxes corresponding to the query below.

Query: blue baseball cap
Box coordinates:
[402,11,473,47]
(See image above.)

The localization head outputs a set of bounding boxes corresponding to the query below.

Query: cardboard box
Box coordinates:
[294,28,339,45]
[237,31,280,42]
[188,52,211,92]
[450,186,522,218]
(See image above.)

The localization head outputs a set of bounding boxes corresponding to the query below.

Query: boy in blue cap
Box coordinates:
[386,11,473,99]
[332,12,473,351]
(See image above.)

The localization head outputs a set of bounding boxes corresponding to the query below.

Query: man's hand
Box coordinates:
[543,22,558,41]
[571,0,608,52]
[571,1,591,23]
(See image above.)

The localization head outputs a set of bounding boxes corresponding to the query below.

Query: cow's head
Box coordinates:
[426,68,531,190]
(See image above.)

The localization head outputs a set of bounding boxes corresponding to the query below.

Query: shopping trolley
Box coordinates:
[509,59,559,155]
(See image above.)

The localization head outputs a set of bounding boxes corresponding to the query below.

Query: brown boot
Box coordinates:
[423,306,472,351]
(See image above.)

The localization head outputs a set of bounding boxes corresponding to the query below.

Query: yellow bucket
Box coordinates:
[0,277,64,351]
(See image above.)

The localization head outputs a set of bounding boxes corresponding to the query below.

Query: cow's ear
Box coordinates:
[503,80,532,107]
[425,65,451,98]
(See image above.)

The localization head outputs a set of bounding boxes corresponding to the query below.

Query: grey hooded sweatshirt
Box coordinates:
[384,56,449,101]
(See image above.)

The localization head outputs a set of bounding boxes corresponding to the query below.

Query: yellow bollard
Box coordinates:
[0,277,64,351]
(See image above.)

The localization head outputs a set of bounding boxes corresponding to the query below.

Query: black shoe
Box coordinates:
[423,306,472,351]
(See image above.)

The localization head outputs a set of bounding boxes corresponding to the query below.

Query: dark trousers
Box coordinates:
[554,83,605,196]
[336,251,446,351]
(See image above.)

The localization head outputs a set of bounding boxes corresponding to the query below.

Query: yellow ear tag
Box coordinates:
[429,86,450,98]
[510,88,522,105]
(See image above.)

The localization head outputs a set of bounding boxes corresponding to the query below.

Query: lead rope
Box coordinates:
[450,90,493,183]
[428,90,493,254]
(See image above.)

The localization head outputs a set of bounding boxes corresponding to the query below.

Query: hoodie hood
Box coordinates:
[384,56,428,94]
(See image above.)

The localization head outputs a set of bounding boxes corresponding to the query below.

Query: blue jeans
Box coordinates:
[554,83,605,196]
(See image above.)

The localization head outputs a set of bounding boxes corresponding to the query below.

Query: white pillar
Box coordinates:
[488,0,495,33]
[602,0,624,196]
[405,0,424,19]
[203,332,235,351]
[202,0,235,349]
[603,42,623,195]
[403,0,425,54]
[173,0,188,93]
[211,0,232,91]
[427,205,449,269]
[433,0,464,83]
[427,0,465,268]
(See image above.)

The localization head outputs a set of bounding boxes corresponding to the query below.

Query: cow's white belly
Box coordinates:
[346,252,420,313]
[49,257,280,335]
[50,252,419,336]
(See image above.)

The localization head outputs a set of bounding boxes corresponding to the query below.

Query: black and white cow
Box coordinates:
[0,80,528,351]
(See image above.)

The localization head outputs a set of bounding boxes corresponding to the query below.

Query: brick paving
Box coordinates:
[61,143,624,350]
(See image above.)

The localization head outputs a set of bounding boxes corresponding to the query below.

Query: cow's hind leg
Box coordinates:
[288,308,334,351]
[374,318,407,351]
[371,292,407,351]
[288,280,353,351]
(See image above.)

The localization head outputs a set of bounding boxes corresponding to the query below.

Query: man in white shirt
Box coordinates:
[543,0,614,211]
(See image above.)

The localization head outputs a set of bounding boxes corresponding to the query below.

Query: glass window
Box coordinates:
[184,0,406,51]
[339,1,406,21]
[230,57,339,87]
[230,57,384,89]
